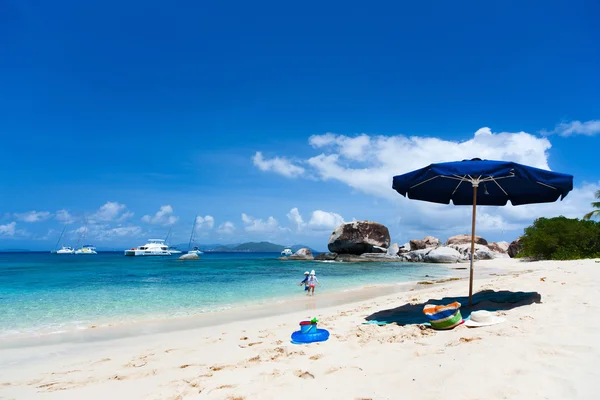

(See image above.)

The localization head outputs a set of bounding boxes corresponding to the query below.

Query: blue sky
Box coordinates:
[1,1,599,250]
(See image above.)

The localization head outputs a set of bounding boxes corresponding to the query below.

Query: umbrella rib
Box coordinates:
[488,176,509,196]
[451,175,468,195]
[537,181,558,190]
[409,175,441,189]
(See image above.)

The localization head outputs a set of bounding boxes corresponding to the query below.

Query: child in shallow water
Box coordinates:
[299,271,310,294]
[307,270,320,296]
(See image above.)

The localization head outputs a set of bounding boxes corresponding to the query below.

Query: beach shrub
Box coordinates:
[519,216,600,260]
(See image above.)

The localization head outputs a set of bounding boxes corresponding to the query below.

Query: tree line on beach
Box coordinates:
[519,190,600,260]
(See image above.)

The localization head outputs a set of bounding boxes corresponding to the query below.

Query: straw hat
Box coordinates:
[304,271,309,275]
[464,310,505,327]
[310,270,316,275]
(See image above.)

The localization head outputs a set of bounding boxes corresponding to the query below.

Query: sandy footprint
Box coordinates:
[209,364,236,372]
[325,366,363,375]
[179,363,204,369]
[92,357,112,364]
[294,370,315,379]
[446,337,482,347]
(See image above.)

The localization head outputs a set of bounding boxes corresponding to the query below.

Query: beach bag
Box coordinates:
[423,302,463,330]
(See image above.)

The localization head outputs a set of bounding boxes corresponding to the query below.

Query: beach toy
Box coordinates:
[291,318,329,344]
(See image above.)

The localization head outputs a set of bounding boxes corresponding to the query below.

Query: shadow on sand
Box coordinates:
[363,290,541,326]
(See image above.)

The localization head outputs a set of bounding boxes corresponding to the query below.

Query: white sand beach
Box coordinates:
[1,258,598,400]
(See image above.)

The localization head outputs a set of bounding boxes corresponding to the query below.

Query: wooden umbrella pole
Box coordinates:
[468,184,478,306]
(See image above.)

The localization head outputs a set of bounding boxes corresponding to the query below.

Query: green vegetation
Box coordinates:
[583,189,600,220]
[520,216,600,260]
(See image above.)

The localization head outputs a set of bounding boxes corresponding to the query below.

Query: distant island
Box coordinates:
[172,241,319,253]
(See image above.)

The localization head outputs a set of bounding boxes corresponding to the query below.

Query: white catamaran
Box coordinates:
[124,239,171,256]
[74,219,97,255]
[51,225,75,254]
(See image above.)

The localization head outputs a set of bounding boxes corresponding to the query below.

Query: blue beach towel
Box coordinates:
[362,290,539,326]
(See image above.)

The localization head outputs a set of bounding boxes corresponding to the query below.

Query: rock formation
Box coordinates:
[327,221,390,255]
[507,238,523,258]
[487,242,508,253]
[315,252,338,261]
[423,247,462,263]
[288,248,315,260]
[409,236,441,251]
[386,243,400,257]
[179,253,199,260]
[445,234,488,246]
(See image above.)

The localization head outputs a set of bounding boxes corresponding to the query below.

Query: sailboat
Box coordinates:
[74,219,97,255]
[187,216,203,256]
[51,225,75,254]
[164,228,182,254]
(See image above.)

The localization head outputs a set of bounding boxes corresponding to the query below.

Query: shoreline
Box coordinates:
[0,264,476,349]
[0,260,474,347]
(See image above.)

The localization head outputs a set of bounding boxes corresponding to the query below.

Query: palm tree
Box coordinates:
[583,190,600,220]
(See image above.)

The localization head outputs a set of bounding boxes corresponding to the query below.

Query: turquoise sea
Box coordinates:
[0,252,450,337]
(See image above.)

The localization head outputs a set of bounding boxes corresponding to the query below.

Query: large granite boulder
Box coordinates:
[409,236,441,251]
[386,243,400,257]
[507,238,523,258]
[315,252,338,261]
[487,241,508,253]
[179,253,200,260]
[327,221,391,255]
[445,234,488,246]
[289,248,315,260]
[399,248,433,262]
[359,253,401,261]
[398,242,411,254]
[424,247,462,263]
[474,247,496,260]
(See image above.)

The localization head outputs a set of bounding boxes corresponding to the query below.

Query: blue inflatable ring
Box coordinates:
[291,328,330,344]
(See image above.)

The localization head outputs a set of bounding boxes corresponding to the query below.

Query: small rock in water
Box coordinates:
[179,253,200,260]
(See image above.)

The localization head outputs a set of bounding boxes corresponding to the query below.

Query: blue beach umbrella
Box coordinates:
[392,158,573,305]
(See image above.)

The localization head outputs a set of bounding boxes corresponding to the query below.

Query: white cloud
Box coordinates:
[217,221,235,235]
[252,152,305,178]
[142,205,179,226]
[309,133,371,161]
[195,215,215,230]
[13,211,52,223]
[308,210,345,230]
[91,201,133,222]
[541,120,600,137]
[118,211,135,222]
[69,222,144,242]
[259,127,552,201]
[55,209,77,224]
[241,213,284,233]
[0,222,16,236]
[287,208,305,230]
[287,208,345,232]
[102,226,143,238]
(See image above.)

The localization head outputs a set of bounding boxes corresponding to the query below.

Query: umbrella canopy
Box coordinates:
[392,158,573,305]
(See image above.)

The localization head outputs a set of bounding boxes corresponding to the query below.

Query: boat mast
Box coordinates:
[75,218,87,249]
[188,215,197,251]
[54,225,67,251]
[165,227,172,244]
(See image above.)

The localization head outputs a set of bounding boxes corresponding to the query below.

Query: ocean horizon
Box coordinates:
[0,252,450,339]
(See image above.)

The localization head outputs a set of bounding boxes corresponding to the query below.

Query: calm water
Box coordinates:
[0,252,449,337]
